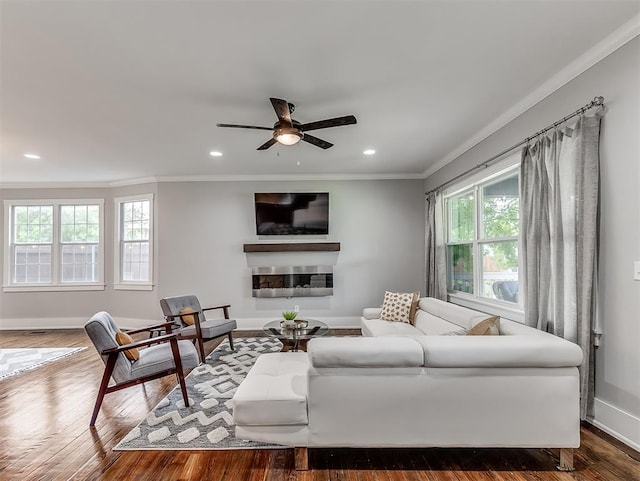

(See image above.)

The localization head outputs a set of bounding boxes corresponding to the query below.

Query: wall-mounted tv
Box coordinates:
[254,192,329,235]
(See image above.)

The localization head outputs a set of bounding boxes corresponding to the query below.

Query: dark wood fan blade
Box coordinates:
[300,115,357,132]
[269,98,292,127]
[217,123,273,131]
[302,134,333,149]
[257,138,278,150]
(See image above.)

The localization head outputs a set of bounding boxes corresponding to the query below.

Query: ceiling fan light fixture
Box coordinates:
[274,129,302,146]
[217,97,356,150]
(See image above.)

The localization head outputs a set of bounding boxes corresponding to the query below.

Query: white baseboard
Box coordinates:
[0,317,89,330]
[590,397,640,452]
[0,316,361,331]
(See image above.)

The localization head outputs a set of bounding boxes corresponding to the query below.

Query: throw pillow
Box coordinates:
[467,316,501,336]
[179,306,197,326]
[408,291,420,324]
[115,331,140,361]
[379,291,415,323]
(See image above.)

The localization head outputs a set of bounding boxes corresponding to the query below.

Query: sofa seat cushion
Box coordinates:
[361,318,423,337]
[233,352,309,426]
[180,318,237,339]
[129,340,199,380]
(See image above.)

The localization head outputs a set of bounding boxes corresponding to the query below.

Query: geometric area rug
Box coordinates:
[114,337,288,451]
[0,347,87,381]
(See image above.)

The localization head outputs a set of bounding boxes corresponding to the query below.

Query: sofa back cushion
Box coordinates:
[413,310,464,335]
[308,337,424,368]
[414,335,583,368]
[499,318,548,336]
[361,318,423,337]
[418,298,488,330]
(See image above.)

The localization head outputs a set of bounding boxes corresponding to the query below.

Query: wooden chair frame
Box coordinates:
[165,304,234,361]
[90,321,190,426]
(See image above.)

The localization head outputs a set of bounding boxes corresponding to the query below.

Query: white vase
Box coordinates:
[281,319,297,329]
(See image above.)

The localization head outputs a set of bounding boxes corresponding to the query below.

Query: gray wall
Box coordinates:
[0,183,160,326]
[0,179,426,329]
[156,180,426,328]
[425,38,640,447]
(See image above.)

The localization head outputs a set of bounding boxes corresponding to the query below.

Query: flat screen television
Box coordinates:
[254,192,329,235]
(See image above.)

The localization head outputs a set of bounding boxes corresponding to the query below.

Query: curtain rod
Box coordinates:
[425,95,605,196]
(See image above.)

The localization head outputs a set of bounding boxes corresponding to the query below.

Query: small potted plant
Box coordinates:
[281,310,299,329]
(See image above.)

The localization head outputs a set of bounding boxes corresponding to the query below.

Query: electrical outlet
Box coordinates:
[634,261,640,281]
[294,305,299,312]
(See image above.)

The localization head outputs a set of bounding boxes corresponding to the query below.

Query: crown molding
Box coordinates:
[422,14,640,179]
[0,173,424,189]
[151,173,425,182]
[0,181,114,190]
[108,177,158,187]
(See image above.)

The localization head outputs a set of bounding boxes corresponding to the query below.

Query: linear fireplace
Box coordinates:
[252,266,333,298]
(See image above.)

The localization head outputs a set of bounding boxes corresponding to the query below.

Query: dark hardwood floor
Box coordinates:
[1,328,638,481]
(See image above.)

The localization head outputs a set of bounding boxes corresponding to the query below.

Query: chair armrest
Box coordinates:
[165,311,203,321]
[126,322,176,335]
[202,304,231,318]
[101,333,180,355]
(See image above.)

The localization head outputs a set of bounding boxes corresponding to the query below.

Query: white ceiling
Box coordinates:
[1,0,638,185]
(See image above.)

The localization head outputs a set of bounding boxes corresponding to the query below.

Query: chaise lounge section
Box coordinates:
[232,298,583,471]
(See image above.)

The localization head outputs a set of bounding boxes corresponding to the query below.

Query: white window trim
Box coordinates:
[3,199,105,292]
[443,152,523,319]
[113,193,154,291]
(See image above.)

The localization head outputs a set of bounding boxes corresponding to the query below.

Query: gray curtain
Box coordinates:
[520,109,603,419]
[425,192,447,300]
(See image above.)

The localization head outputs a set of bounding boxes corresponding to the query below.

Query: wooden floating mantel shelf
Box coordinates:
[243,242,341,253]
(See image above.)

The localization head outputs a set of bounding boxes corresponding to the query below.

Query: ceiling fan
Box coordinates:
[216,98,357,150]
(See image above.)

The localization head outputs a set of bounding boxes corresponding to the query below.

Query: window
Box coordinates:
[445,162,520,308]
[3,200,104,291]
[114,194,154,290]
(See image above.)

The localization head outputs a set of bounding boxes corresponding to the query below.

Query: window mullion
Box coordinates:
[481,235,519,243]
[474,185,480,299]
[10,244,16,283]
[120,202,126,283]
[52,205,60,285]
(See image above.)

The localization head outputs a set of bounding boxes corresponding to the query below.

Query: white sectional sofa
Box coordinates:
[232,297,583,471]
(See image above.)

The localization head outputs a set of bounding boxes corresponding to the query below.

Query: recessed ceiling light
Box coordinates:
[363,149,376,155]
[24,153,41,159]
[209,151,223,157]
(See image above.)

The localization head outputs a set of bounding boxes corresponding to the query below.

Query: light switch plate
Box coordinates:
[634,261,640,281]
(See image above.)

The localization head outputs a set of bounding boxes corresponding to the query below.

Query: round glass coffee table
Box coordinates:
[263,318,329,352]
